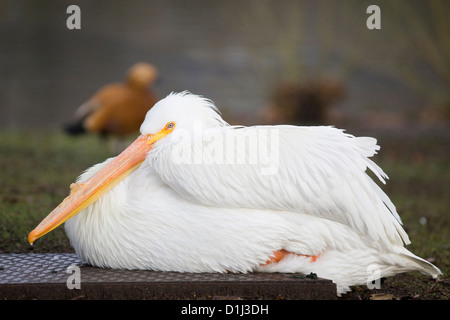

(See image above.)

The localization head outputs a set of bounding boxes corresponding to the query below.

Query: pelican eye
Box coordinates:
[165,122,175,131]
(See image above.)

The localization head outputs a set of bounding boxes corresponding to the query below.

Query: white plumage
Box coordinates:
[31,91,441,295]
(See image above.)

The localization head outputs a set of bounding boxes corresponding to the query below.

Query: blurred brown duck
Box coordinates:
[65,62,159,140]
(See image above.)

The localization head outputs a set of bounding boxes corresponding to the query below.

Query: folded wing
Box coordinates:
[148,125,410,248]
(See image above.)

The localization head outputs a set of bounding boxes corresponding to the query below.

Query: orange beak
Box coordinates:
[28,133,156,245]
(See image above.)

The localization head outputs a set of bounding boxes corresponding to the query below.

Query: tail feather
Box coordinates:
[257,246,442,295]
[398,250,442,278]
[64,114,89,135]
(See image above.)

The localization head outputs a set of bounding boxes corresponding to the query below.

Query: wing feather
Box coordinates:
[148,125,409,248]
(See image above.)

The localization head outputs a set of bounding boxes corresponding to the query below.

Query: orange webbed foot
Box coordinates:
[262,250,320,266]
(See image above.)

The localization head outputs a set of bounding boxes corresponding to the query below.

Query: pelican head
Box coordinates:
[141,91,228,137]
[28,92,226,244]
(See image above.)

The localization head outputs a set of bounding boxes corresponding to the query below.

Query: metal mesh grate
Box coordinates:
[0,253,337,299]
[0,253,327,284]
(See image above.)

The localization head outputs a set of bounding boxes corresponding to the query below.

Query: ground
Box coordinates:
[0,126,448,300]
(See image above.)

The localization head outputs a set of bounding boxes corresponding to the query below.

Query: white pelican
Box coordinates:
[29,91,441,295]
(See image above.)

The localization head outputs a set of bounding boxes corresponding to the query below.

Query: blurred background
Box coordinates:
[0,0,448,130]
[0,2,449,298]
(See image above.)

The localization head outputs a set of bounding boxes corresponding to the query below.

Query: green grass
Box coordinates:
[0,128,448,299]
[0,130,112,253]
[374,132,450,277]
